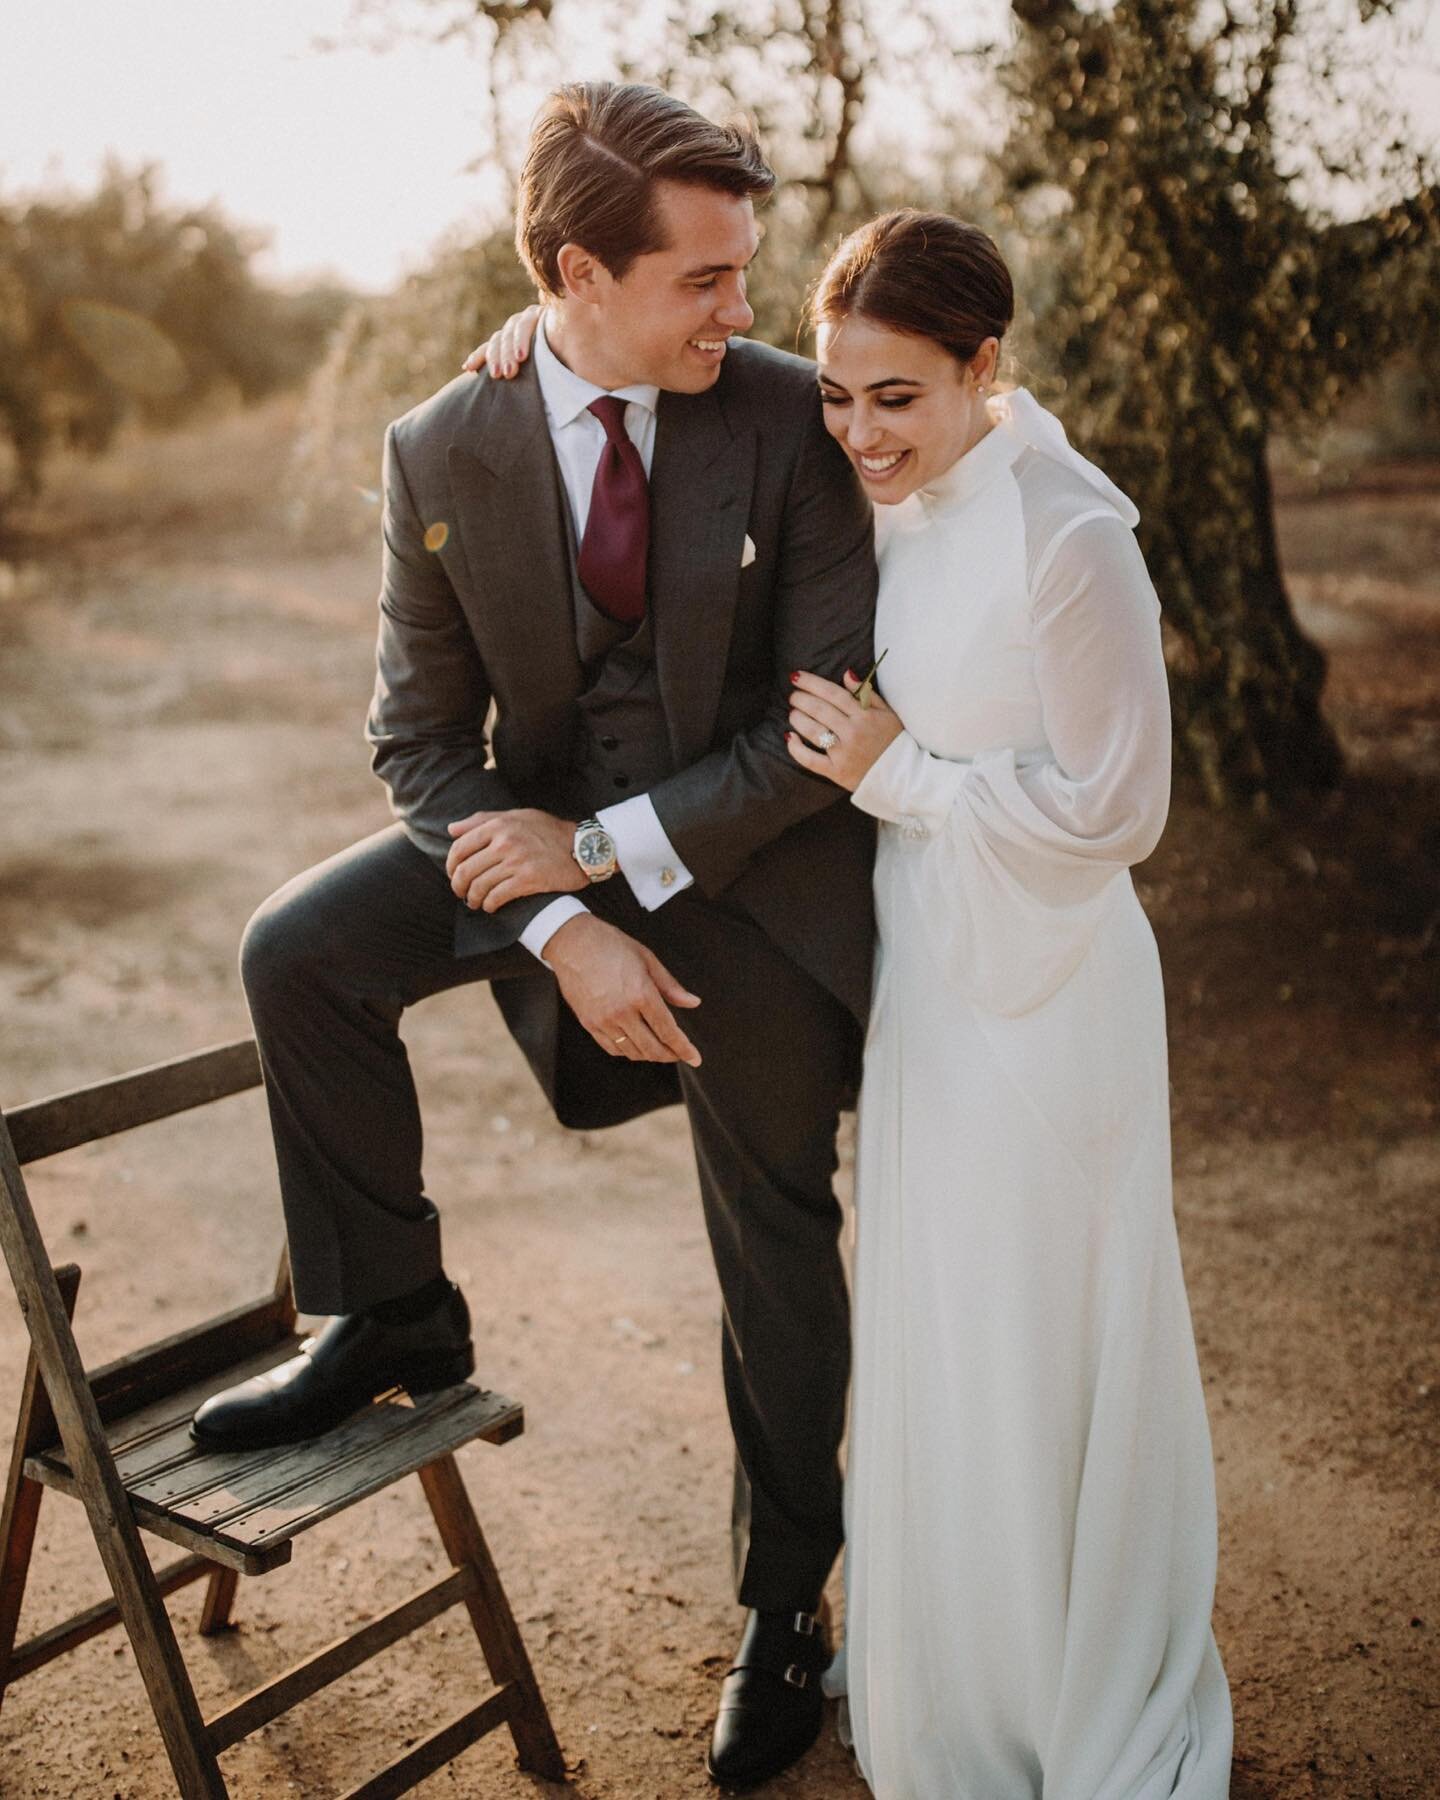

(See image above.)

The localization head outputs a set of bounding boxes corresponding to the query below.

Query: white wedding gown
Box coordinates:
[825,392,1232,1798]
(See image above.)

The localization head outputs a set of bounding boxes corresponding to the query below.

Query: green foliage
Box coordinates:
[0,162,347,512]
[1000,0,1440,803]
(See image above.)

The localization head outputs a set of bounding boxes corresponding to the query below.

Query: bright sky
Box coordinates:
[6,1,1438,294]
[5,2,512,291]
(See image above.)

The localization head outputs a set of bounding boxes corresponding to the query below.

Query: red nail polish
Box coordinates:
[784,730,793,740]
[789,671,800,684]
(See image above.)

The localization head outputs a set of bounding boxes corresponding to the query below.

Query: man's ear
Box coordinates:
[555,241,608,304]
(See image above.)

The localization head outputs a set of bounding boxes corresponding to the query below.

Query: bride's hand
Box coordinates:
[786,669,904,792]
[461,303,543,379]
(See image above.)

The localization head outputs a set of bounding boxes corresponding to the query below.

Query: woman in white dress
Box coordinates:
[470,207,1232,1798]
[782,210,1231,1799]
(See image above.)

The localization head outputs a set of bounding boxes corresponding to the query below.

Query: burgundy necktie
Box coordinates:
[578,395,649,624]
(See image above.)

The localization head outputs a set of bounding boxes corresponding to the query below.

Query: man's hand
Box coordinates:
[446,808,587,912]
[544,914,702,1066]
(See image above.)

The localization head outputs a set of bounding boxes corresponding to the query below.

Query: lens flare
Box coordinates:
[58,299,188,400]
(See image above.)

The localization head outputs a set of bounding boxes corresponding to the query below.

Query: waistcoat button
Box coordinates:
[613,773,631,789]
[600,734,620,751]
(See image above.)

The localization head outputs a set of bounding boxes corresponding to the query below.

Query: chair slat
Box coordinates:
[28,1368,523,1559]
[86,1294,297,1434]
[9,1553,217,1681]
[338,1691,519,1800]
[204,1567,480,1752]
[3,1040,261,1165]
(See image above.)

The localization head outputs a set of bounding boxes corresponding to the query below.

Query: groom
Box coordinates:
[192,81,876,1786]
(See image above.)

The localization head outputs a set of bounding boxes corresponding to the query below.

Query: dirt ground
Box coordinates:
[0,400,1436,1799]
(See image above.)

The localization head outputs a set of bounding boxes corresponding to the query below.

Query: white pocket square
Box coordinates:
[741,534,757,568]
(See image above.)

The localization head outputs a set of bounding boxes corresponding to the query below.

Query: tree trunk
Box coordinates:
[1135,415,1342,805]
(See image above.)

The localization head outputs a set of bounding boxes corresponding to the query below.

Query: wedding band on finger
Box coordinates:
[815,728,839,752]
[613,1034,629,1045]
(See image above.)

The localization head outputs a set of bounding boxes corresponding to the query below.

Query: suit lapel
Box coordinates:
[446,363,757,773]
[649,385,757,768]
[446,364,583,738]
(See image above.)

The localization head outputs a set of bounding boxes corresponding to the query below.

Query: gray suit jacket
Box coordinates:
[365,336,878,1127]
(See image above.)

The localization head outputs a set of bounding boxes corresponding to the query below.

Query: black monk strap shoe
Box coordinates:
[706,1605,832,1789]
[190,1281,474,1451]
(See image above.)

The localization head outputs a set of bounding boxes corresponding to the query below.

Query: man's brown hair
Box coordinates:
[516,81,775,297]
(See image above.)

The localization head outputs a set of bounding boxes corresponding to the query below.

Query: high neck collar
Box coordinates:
[915,396,1026,514]
[913,388,1140,525]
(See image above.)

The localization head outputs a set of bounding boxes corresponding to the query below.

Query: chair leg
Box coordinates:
[0,1468,42,1717]
[0,1201,229,1794]
[0,1264,79,1718]
[418,1455,565,1782]
[198,1566,240,1637]
[92,1522,231,1796]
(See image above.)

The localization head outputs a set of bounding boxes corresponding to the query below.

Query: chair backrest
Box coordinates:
[0,1039,294,1460]
[4,1040,265,1165]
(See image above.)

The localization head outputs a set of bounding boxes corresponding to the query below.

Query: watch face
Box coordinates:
[577,829,617,871]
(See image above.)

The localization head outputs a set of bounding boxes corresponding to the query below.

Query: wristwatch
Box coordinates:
[573,817,619,883]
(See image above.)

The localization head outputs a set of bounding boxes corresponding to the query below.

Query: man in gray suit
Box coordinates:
[193,81,876,1786]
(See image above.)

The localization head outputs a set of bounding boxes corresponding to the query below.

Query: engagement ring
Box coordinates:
[816,729,839,751]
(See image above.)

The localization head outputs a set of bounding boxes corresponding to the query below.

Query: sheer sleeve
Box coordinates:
[851,513,1170,1015]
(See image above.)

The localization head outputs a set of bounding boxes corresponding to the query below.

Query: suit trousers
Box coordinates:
[238,823,856,1611]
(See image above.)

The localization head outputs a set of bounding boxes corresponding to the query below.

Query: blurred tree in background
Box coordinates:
[0,162,346,516]
[296,0,974,531]
[1001,0,1440,804]
[292,224,538,535]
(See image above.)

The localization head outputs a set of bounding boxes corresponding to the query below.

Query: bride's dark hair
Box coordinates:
[809,210,1014,365]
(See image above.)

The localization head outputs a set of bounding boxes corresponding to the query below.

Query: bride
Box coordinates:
[471,208,1232,1798]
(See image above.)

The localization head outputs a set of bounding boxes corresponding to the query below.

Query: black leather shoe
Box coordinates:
[190,1281,474,1450]
[706,1605,831,1789]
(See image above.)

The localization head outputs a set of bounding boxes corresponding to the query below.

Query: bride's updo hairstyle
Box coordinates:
[808,209,1014,369]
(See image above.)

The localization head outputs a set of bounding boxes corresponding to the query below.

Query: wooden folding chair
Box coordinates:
[0,1039,565,1798]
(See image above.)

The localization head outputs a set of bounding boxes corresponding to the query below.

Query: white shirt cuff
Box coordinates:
[598,794,694,910]
[519,896,589,963]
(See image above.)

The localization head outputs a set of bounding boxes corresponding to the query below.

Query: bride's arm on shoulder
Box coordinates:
[461,303,544,379]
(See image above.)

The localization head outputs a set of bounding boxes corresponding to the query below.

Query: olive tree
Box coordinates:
[1001,0,1439,803]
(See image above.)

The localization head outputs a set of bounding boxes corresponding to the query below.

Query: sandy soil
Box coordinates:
[0,401,1436,1799]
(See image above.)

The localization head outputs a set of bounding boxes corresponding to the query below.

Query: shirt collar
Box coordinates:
[533,311,660,430]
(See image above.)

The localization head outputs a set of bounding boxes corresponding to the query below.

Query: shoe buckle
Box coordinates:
[793,1610,818,1636]
[784,1664,809,1688]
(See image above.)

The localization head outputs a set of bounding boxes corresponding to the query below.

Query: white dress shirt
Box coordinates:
[517,312,695,961]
